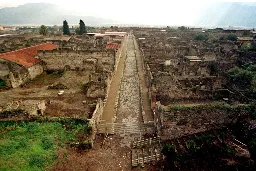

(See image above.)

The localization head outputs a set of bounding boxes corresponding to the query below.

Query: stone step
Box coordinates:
[97,122,155,134]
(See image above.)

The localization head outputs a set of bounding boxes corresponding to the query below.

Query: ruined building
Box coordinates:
[0,43,58,88]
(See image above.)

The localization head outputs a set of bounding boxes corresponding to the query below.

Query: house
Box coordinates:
[0,43,58,88]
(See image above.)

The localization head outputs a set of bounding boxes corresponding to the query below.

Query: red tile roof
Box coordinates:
[106,43,121,49]
[0,43,58,67]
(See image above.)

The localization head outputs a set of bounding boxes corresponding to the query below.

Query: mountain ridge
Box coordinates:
[0,3,117,25]
[196,2,256,28]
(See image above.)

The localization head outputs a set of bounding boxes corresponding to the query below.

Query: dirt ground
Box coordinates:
[50,134,158,171]
[51,135,131,171]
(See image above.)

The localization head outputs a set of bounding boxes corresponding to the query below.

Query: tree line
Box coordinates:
[39,19,87,36]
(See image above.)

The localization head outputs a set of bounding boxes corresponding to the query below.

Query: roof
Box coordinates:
[0,43,58,67]
[106,43,121,49]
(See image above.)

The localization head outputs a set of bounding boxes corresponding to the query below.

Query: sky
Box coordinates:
[0,0,256,25]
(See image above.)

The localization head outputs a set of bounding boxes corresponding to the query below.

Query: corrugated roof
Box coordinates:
[106,43,121,49]
[0,43,58,67]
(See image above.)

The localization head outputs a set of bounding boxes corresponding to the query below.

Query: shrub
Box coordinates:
[241,42,251,51]
[227,67,254,89]
[194,34,208,41]
[227,34,238,41]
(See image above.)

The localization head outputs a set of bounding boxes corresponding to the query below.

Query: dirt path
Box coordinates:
[101,36,128,122]
[133,35,153,122]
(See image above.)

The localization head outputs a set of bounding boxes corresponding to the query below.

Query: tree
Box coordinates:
[63,20,70,35]
[79,19,87,35]
[39,25,48,36]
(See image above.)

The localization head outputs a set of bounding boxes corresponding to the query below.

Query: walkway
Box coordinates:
[133,35,154,122]
[101,35,128,122]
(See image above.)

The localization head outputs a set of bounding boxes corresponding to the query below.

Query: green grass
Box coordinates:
[0,120,90,171]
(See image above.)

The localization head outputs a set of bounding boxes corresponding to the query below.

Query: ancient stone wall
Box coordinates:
[0,100,46,120]
[155,102,253,139]
[88,99,104,142]
[0,60,45,88]
[27,64,44,79]
[38,49,116,72]
[150,69,224,104]
[9,66,29,88]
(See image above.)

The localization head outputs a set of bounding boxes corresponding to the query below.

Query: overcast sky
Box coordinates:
[0,0,255,25]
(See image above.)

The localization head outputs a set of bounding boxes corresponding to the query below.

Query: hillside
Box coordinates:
[0,3,116,25]
[196,2,256,28]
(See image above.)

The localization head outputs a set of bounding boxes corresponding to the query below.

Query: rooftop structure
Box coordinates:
[0,43,58,67]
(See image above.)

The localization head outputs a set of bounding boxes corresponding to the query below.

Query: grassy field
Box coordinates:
[0,120,91,171]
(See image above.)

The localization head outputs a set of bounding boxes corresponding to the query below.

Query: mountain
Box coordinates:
[0,3,117,25]
[196,2,256,28]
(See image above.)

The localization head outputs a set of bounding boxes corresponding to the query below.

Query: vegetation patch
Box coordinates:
[0,120,91,171]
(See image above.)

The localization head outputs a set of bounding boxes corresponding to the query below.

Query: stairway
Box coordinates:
[97,122,155,135]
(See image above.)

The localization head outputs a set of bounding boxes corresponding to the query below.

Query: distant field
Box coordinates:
[0,120,90,171]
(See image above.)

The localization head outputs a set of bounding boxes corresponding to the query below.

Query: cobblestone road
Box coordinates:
[116,35,142,125]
